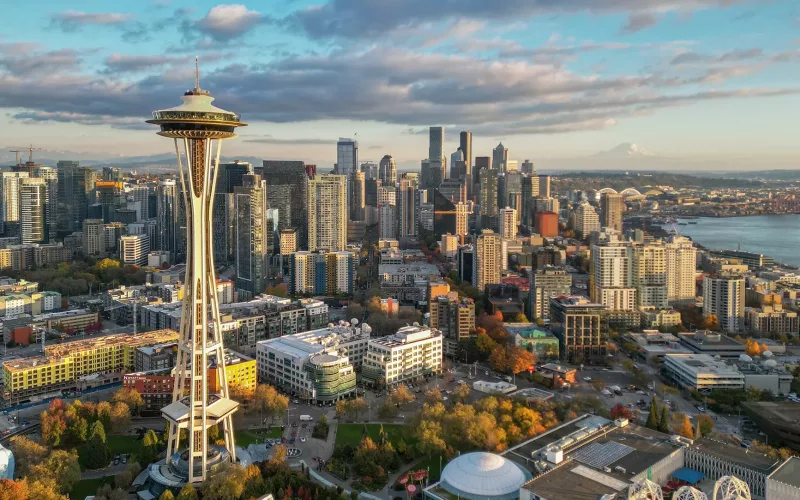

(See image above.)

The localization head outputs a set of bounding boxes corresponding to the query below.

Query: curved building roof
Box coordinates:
[0,442,14,480]
[438,452,531,500]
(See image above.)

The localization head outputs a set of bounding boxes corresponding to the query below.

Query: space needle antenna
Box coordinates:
[195,56,200,90]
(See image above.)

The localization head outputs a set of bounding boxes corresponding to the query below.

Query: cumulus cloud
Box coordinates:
[671,47,764,65]
[0,48,82,76]
[621,12,659,34]
[191,4,267,41]
[11,111,151,130]
[103,54,181,74]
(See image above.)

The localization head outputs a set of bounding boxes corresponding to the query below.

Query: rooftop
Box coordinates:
[369,325,440,348]
[504,323,554,339]
[691,437,779,473]
[678,331,744,349]
[378,263,440,275]
[664,354,743,377]
[258,322,370,361]
[516,420,680,500]
[769,457,800,488]
[741,401,800,428]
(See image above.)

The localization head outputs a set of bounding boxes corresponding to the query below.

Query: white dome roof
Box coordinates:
[440,452,529,499]
[0,443,14,480]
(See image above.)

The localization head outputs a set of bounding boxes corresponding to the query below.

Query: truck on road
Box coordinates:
[299,415,313,422]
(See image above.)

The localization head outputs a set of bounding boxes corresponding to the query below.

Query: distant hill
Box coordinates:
[551,171,762,192]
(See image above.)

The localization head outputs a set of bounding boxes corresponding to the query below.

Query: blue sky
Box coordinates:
[1,0,799,169]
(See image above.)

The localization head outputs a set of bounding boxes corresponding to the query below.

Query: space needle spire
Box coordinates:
[146,61,247,484]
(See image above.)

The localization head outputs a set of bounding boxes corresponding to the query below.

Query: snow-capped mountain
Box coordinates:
[592,143,656,158]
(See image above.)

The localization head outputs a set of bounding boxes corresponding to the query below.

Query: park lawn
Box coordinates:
[106,434,142,459]
[234,429,279,447]
[71,477,113,499]
[335,423,415,450]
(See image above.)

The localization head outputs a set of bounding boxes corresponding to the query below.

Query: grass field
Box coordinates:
[334,423,414,449]
[71,477,113,499]
[234,428,281,447]
[106,434,142,459]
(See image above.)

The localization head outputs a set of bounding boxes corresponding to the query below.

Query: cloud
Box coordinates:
[283,0,749,40]
[50,10,134,31]
[11,111,151,130]
[103,54,182,74]
[672,47,763,65]
[1,41,796,137]
[191,4,267,41]
[0,48,82,76]
[243,136,333,145]
[0,43,41,55]
[621,12,659,34]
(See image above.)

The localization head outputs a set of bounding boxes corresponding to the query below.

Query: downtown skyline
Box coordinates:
[1,0,799,170]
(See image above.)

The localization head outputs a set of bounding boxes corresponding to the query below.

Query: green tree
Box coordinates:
[646,398,659,430]
[159,491,175,500]
[139,429,159,465]
[83,421,111,469]
[202,464,246,500]
[657,406,670,434]
[111,387,145,416]
[697,414,715,437]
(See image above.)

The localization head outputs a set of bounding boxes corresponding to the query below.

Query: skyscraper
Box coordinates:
[459,130,472,177]
[102,166,122,182]
[433,189,458,237]
[349,171,365,222]
[379,155,397,186]
[146,65,245,483]
[262,160,309,250]
[499,207,518,240]
[479,168,498,230]
[529,267,572,322]
[450,149,465,179]
[19,178,47,244]
[83,219,105,256]
[455,203,469,242]
[336,138,358,177]
[33,165,58,238]
[379,203,396,240]
[632,243,668,309]
[1,172,28,236]
[397,177,418,238]
[217,161,251,194]
[473,229,503,290]
[421,159,442,191]
[600,192,623,232]
[56,161,91,235]
[521,159,535,175]
[156,179,179,255]
[429,126,444,164]
[365,178,381,207]
[520,175,539,227]
[308,174,347,252]
[590,230,636,312]
[493,143,508,172]
[360,161,378,180]
[234,174,268,299]
[537,175,551,198]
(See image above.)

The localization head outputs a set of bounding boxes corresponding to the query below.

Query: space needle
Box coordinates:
[145,59,247,486]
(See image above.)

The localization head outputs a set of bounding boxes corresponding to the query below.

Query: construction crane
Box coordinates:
[9,144,43,164]
[9,149,22,165]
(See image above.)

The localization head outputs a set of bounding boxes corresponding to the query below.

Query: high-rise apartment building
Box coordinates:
[520,175,539,227]
[1,172,28,235]
[632,243,668,309]
[348,171,365,222]
[703,274,745,333]
[360,161,378,180]
[536,175,550,198]
[665,235,697,303]
[493,143,508,172]
[120,234,149,266]
[336,138,358,177]
[479,168,498,230]
[379,155,397,186]
[234,174,269,299]
[591,230,636,311]
[308,174,347,252]
[262,160,309,250]
[455,203,469,242]
[378,185,397,206]
[600,192,623,232]
[550,296,607,363]
[473,229,503,290]
[288,251,356,295]
[398,177,417,238]
[574,202,600,238]
[379,204,396,240]
[19,178,47,244]
[362,326,443,385]
[83,219,105,256]
[499,207,518,240]
[430,294,475,348]
[279,229,297,256]
[529,266,572,322]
